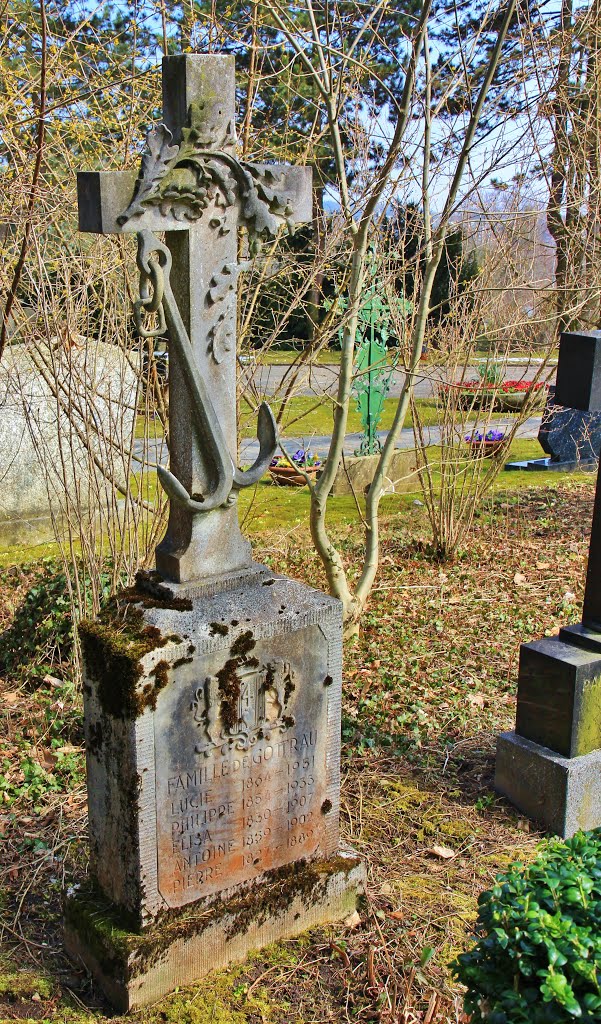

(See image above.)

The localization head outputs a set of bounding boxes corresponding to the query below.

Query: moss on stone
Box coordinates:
[77,581,190,720]
[65,856,361,983]
[216,631,258,733]
[63,885,136,980]
[0,968,55,1000]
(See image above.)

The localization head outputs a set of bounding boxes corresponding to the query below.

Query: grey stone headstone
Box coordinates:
[0,340,137,546]
[68,53,363,1011]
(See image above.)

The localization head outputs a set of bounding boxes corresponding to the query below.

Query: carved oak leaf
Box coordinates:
[118,125,178,224]
[208,263,238,305]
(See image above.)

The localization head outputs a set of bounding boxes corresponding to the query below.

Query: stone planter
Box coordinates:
[455,389,497,411]
[450,385,547,413]
[269,464,319,486]
[319,449,417,496]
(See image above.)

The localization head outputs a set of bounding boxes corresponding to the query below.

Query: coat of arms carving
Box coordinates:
[191,660,296,756]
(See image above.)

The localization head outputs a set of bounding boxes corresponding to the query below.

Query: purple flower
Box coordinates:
[466,429,506,443]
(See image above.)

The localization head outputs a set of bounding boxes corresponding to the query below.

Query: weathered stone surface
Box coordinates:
[0,340,137,547]
[79,572,345,925]
[327,449,417,497]
[64,851,364,1012]
[495,731,601,837]
[78,53,312,583]
[515,635,601,758]
[70,53,362,1012]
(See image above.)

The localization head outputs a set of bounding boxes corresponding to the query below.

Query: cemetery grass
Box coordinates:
[0,475,594,1022]
[134,397,445,443]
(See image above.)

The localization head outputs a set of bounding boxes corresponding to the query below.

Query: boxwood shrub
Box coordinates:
[451,830,601,1022]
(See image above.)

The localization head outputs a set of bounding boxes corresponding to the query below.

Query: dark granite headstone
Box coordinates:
[505,386,601,471]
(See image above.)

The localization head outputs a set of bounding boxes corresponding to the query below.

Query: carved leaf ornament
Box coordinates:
[118,104,295,250]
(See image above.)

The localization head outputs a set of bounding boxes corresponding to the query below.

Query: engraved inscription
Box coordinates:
[154,628,334,907]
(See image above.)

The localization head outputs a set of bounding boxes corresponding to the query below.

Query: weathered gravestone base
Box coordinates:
[65,854,361,1012]
[495,632,601,835]
[66,568,363,1009]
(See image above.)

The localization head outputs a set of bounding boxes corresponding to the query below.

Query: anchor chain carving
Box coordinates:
[134,230,277,512]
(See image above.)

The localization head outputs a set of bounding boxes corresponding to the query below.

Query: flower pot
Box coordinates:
[269,464,319,486]
[466,439,509,459]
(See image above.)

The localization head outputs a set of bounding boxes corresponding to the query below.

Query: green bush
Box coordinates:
[0,562,73,683]
[452,830,601,1023]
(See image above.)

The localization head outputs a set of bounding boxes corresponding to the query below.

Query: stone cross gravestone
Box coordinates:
[496,330,601,836]
[64,54,363,1012]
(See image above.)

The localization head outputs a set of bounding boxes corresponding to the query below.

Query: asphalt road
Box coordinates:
[240,359,556,402]
[134,360,550,466]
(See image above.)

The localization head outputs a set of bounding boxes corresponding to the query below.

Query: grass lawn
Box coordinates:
[136,395,436,441]
[0,453,595,1021]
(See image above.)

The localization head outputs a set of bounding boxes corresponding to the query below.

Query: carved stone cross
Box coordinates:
[78,54,312,583]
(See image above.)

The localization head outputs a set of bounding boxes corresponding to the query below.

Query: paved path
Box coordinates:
[135,415,543,466]
[239,415,543,462]
[134,361,548,466]
[240,360,556,402]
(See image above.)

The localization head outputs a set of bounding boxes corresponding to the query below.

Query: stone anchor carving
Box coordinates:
[133,230,276,512]
[191,660,296,755]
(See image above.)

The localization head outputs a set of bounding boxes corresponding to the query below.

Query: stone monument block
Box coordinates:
[496,329,601,836]
[515,637,601,758]
[0,340,137,547]
[66,52,363,1009]
[496,731,601,836]
[65,569,362,1008]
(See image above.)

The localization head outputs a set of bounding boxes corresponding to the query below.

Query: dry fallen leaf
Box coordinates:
[38,748,58,769]
[389,910,404,921]
[343,910,361,929]
[535,561,551,570]
[513,572,527,586]
[2,691,18,704]
[427,845,456,860]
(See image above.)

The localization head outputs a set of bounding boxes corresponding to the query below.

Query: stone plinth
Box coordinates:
[495,732,601,836]
[327,449,417,497]
[514,636,601,758]
[69,568,363,1005]
[65,851,363,1012]
[496,628,601,836]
